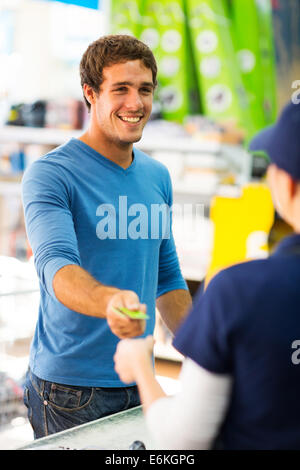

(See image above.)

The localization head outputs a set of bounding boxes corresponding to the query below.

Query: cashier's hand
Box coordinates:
[114,336,154,384]
[106,290,146,339]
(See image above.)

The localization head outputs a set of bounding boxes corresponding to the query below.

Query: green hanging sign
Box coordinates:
[139,0,199,122]
[186,0,254,135]
[110,0,146,37]
[229,0,277,137]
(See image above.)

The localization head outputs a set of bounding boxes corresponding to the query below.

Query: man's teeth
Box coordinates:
[119,116,141,122]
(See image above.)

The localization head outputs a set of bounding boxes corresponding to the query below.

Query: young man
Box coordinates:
[22,35,191,439]
[114,101,300,450]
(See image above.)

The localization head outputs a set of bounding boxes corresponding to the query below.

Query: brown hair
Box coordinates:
[80,34,158,111]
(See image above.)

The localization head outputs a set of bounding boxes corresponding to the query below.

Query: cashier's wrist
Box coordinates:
[134,354,155,382]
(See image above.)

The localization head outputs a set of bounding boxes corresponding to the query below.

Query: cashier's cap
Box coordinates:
[249,101,300,181]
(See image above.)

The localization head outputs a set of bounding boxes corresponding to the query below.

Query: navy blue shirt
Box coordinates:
[173,234,300,450]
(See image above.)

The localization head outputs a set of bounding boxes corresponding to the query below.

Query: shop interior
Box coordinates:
[0,0,299,450]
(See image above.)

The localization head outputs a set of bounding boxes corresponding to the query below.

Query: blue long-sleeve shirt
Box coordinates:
[22,138,187,386]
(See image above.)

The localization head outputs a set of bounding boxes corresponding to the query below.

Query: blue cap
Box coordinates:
[249,101,300,180]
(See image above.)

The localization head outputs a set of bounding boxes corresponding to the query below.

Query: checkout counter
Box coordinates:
[17,375,180,450]
[18,405,154,450]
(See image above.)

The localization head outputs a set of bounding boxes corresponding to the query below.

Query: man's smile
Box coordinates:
[117,115,143,123]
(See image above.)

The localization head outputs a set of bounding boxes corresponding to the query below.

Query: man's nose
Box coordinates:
[124,90,143,110]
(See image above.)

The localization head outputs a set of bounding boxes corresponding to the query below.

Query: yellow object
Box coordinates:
[205,183,274,285]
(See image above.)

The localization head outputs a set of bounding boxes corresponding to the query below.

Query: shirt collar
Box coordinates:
[272,233,300,256]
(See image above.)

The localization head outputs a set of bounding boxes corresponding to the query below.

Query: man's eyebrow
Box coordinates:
[111,81,154,88]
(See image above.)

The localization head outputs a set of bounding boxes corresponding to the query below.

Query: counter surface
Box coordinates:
[18,405,155,450]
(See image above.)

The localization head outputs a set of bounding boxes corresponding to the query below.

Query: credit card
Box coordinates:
[112,306,149,320]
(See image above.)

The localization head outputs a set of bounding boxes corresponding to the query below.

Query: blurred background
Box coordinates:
[0,0,299,449]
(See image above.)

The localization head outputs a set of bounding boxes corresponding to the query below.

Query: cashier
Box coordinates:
[114,101,300,450]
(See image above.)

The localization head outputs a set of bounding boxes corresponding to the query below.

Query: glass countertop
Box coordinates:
[18,405,155,450]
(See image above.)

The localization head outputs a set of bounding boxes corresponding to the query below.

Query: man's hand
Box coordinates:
[106,290,147,339]
[114,336,154,384]
[52,265,147,338]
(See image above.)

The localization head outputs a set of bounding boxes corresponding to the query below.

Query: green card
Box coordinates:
[112,307,149,320]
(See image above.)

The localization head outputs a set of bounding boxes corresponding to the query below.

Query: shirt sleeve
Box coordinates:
[156,171,188,298]
[173,270,234,374]
[146,358,232,449]
[22,159,81,299]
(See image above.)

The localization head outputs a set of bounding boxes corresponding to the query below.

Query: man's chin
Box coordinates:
[118,133,143,146]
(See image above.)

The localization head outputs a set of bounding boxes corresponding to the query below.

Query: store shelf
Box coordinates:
[0,125,81,146]
[0,124,217,151]
[0,124,241,155]
[0,125,252,200]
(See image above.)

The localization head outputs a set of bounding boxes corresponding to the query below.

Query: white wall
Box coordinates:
[2,0,107,104]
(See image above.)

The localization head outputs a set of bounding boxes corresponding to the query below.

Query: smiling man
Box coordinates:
[21,35,191,439]
[80,59,154,167]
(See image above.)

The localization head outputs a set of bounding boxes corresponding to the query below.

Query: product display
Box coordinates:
[140,0,199,122]
[110,0,277,139]
[229,0,277,135]
[186,0,253,134]
[110,0,146,38]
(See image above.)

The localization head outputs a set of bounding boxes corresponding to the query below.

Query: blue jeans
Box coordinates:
[23,369,140,439]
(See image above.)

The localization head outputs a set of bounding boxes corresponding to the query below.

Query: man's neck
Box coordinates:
[78,130,134,169]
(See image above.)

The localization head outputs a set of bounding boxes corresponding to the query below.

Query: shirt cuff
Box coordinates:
[43,257,79,299]
[156,279,188,299]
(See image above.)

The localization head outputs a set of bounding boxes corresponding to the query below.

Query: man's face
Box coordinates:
[89,60,154,148]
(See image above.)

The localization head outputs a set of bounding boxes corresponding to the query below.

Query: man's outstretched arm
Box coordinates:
[53,264,146,339]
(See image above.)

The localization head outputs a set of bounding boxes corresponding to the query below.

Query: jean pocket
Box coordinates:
[48,384,83,410]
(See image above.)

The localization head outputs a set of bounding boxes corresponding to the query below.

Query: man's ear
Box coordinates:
[83,84,96,106]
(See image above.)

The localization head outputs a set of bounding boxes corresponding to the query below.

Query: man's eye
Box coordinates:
[141,88,152,94]
[114,87,127,92]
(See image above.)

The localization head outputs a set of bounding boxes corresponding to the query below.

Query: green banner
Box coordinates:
[186,0,253,135]
[255,0,277,125]
[140,0,199,122]
[229,0,277,136]
[109,0,277,135]
[110,0,146,37]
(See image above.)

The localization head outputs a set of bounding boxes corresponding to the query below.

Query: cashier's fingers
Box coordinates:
[114,336,154,383]
[114,336,155,374]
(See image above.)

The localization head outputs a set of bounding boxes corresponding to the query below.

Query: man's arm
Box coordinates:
[156,288,192,334]
[22,160,145,339]
[53,264,146,339]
